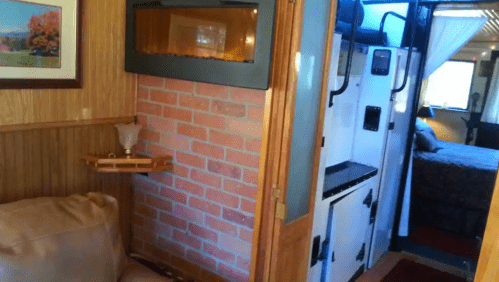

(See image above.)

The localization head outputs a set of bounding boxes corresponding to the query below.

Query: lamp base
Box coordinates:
[125,149,134,158]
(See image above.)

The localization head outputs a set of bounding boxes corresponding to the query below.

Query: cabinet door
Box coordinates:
[324,184,373,282]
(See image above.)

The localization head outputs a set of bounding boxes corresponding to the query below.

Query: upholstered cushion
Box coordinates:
[0,193,127,282]
[415,130,443,152]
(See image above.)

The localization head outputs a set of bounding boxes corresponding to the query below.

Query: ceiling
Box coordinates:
[434,3,499,43]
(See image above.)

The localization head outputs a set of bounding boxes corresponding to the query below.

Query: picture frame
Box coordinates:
[0,0,82,89]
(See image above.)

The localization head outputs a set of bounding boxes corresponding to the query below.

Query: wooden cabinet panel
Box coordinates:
[0,117,134,252]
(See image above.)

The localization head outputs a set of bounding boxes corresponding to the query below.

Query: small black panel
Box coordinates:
[371,49,391,76]
[311,235,321,267]
[363,106,381,132]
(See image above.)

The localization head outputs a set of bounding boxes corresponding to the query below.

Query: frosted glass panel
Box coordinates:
[284,0,329,224]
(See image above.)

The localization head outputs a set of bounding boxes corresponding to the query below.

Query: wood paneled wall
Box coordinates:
[0,0,136,126]
[0,118,135,251]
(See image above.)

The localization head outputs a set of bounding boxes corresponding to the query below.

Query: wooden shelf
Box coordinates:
[81,154,173,173]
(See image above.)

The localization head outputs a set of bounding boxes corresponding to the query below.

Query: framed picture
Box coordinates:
[0,0,82,89]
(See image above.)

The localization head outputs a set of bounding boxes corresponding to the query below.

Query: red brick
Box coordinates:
[239,228,253,243]
[194,113,225,130]
[170,255,201,276]
[241,199,256,214]
[227,119,262,138]
[136,114,147,126]
[209,130,244,149]
[226,149,260,168]
[135,141,147,153]
[206,189,239,208]
[137,101,162,116]
[137,87,149,100]
[164,78,195,92]
[208,160,241,179]
[173,229,202,250]
[248,106,264,121]
[139,129,160,142]
[245,139,261,153]
[163,106,192,122]
[134,190,146,203]
[149,117,176,132]
[218,263,249,282]
[178,123,207,140]
[176,152,206,169]
[243,169,259,185]
[172,164,189,177]
[211,100,245,117]
[237,256,250,271]
[187,249,217,271]
[189,224,218,242]
[160,135,190,151]
[150,90,178,105]
[132,226,156,242]
[144,243,172,262]
[222,208,254,229]
[141,218,172,236]
[220,234,252,257]
[158,237,186,256]
[146,195,173,212]
[159,213,188,230]
[192,141,224,159]
[160,187,187,204]
[196,83,229,99]
[176,179,204,197]
[190,197,221,216]
[135,204,158,219]
[149,173,173,186]
[190,169,222,188]
[174,204,204,223]
[179,95,210,111]
[133,177,160,194]
[204,243,235,263]
[224,179,257,199]
[138,75,164,88]
[206,216,238,237]
[149,145,174,158]
[230,87,266,105]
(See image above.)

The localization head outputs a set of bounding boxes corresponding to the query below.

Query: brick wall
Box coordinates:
[131,74,265,282]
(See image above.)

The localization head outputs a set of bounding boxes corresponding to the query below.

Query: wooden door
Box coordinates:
[249,0,339,280]
[475,167,499,281]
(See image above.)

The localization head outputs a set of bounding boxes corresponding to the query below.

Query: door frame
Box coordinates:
[249,0,338,279]
[250,0,499,281]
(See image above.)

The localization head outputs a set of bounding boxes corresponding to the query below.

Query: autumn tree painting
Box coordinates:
[0,0,61,68]
[27,10,60,57]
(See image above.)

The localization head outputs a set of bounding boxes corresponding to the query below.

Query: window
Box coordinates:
[424,60,475,110]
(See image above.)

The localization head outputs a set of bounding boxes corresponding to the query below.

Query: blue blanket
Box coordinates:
[414,140,499,172]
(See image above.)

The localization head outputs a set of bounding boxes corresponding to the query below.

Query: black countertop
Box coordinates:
[323,161,378,200]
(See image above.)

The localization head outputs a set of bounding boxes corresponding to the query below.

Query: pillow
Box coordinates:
[415,130,443,152]
[0,193,127,282]
[415,117,437,139]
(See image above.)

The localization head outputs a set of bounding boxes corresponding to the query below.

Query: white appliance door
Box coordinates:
[324,183,373,282]
[367,50,420,267]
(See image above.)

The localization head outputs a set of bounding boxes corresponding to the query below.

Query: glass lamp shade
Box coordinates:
[115,123,143,156]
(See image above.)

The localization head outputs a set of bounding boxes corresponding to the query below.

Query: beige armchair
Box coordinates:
[0,192,172,282]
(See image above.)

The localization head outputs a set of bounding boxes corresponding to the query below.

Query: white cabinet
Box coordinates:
[321,181,374,282]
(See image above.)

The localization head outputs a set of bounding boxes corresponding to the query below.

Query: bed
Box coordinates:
[410,134,499,238]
